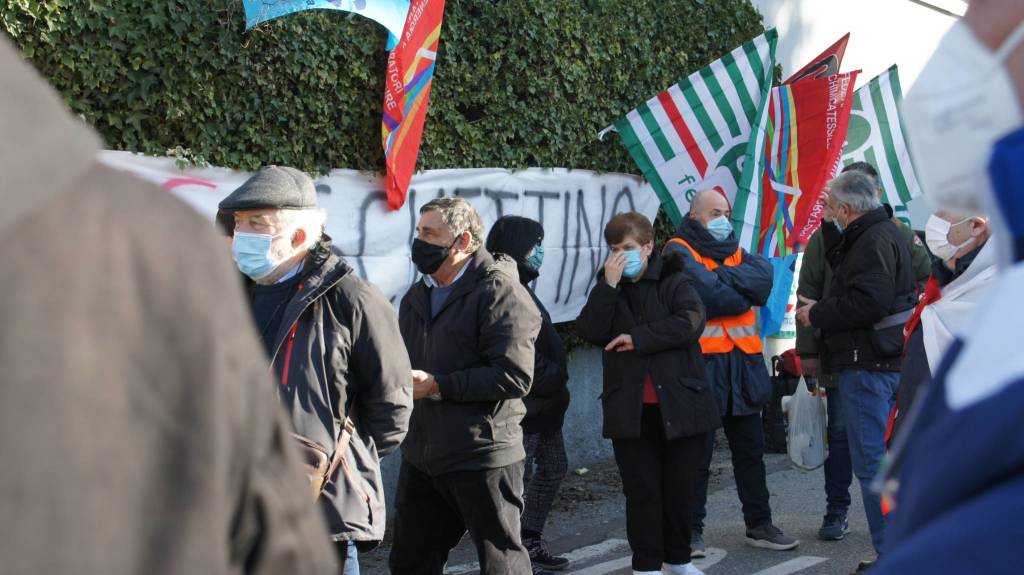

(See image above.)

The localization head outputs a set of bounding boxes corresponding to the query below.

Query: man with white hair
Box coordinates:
[218,167,413,574]
[796,170,917,569]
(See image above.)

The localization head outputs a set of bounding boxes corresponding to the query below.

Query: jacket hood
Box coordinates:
[673,217,739,261]
[486,216,543,285]
[300,234,354,295]
[0,37,102,234]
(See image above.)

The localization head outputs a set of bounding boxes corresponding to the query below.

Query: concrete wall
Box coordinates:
[749,0,966,228]
[379,347,610,512]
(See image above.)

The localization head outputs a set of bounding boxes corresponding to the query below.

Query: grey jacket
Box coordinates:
[0,37,336,574]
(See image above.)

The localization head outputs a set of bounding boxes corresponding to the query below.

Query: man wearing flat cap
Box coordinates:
[218,166,413,573]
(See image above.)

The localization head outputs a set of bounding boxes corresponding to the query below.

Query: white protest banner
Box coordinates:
[99,151,659,323]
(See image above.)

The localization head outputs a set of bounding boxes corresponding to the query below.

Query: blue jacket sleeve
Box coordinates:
[713,250,773,307]
[663,241,750,319]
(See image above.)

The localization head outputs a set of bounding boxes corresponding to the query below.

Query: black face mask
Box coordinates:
[411,237,458,275]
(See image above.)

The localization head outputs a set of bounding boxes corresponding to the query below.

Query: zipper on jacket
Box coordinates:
[854,349,859,363]
[279,322,299,387]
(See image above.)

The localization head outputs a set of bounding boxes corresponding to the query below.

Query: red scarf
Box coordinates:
[903,276,943,350]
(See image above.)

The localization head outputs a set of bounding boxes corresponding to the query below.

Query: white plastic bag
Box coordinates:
[785,377,828,471]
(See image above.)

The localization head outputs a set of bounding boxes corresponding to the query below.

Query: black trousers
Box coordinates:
[612,404,706,571]
[389,460,531,575]
[692,412,773,531]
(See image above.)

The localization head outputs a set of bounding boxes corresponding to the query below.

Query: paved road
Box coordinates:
[361,449,875,575]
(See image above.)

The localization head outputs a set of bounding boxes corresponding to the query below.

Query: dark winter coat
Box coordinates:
[809,206,918,372]
[575,253,721,440]
[485,215,571,436]
[796,208,931,384]
[399,248,542,476]
[255,239,413,544]
[0,37,336,574]
[523,284,571,434]
[664,218,774,416]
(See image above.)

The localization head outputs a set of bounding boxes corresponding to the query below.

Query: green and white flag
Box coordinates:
[611,29,777,245]
[841,65,922,226]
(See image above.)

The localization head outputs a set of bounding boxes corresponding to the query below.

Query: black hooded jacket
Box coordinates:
[250,237,413,543]
[575,253,721,440]
[486,217,570,434]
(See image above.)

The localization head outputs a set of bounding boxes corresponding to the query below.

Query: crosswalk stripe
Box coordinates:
[566,547,727,575]
[748,555,829,575]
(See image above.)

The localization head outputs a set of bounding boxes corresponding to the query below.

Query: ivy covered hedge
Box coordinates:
[1,0,764,176]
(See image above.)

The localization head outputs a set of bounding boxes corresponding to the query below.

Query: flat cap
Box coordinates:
[218,165,318,211]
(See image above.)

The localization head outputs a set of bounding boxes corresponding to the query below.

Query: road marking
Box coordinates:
[446,538,630,575]
[566,547,727,575]
[748,556,829,575]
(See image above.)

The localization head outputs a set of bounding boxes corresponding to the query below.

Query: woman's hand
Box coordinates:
[604,251,626,288]
[605,333,635,352]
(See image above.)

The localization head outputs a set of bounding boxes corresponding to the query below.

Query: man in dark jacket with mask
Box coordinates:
[663,190,797,555]
[390,197,542,575]
[486,216,571,572]
[796,170,917,568]
[218,168,413,574]
[795,161,932,543]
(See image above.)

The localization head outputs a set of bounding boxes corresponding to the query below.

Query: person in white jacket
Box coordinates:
[890,211,996,439]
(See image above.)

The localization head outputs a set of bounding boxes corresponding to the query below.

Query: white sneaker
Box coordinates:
[665,563,706,575]
[632,571,662,575]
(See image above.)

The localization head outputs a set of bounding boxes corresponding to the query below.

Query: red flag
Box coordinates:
[758,71,859,254]
[787,71,859,248]
[381,0,446,210]
[784,33,850,84]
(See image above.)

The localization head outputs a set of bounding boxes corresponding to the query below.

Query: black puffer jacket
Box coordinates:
[810,206,917,372]
[575,253,721,440]
[399,248,542,476]
[523,284,570,434]
[256,238,413,544]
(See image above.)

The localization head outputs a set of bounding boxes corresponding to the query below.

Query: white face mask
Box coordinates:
[902,21,1024,215]
[924,214,975,262]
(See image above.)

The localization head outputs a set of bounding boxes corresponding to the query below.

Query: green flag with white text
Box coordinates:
[841,65,922,226]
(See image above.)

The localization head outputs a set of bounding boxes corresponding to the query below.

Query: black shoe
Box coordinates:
[532,564,556,575]
[690,531,707,559]
[744,523,799,551]
[818,513,850,541]
[525,537,570,571]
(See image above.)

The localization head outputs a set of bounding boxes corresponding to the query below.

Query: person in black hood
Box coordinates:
[486,216,571,572]
[218,166,413,575]
[391,198,542,575]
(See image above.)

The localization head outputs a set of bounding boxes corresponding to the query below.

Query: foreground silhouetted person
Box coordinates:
[390,198,541,575]
[218,166,413,574]
[0,37,336,574]
[577,212,720,575]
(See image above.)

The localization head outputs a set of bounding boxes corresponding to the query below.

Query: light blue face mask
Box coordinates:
[622,249,645,279]
[232,231,284,280]
[707,215,734,241]
[526,244,545,270]
[833,217,845,234]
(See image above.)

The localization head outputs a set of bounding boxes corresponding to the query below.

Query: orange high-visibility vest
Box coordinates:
[666,237,763,355]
